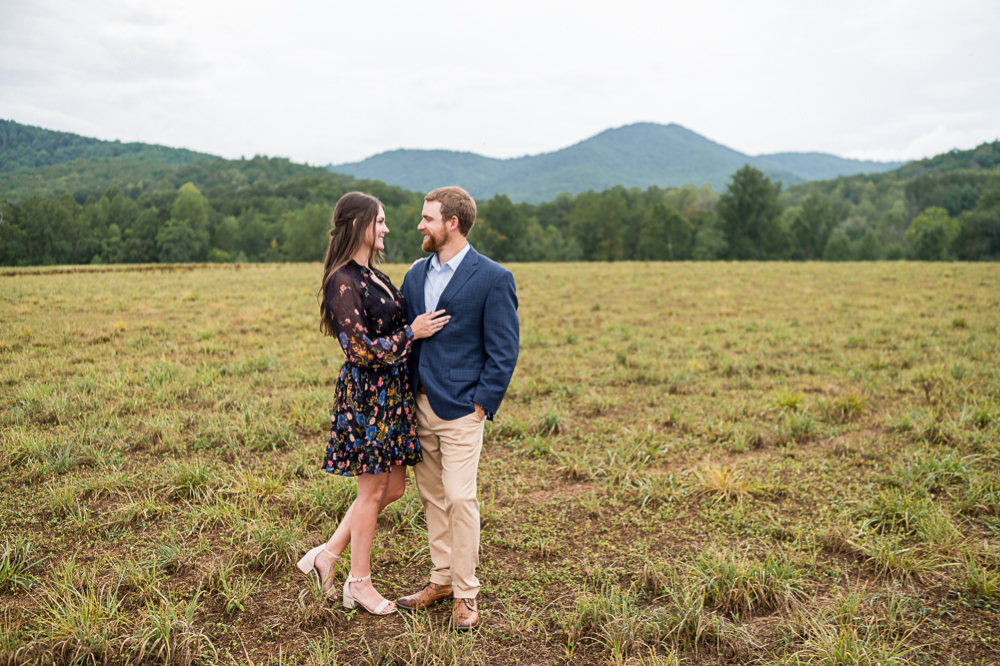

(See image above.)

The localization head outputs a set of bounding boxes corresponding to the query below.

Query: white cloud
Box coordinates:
[0,0,997,166]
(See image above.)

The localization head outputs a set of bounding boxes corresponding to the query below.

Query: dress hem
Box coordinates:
[322,457,422,478]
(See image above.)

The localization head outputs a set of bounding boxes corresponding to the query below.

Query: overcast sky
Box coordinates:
[1,0,998,166]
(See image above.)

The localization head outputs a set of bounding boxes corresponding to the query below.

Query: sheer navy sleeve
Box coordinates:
[327,269,412,368]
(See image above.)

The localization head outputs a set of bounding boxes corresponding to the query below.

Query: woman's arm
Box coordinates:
[329,271,412,368]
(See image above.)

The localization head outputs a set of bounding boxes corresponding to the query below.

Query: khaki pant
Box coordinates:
[413,393,485,599]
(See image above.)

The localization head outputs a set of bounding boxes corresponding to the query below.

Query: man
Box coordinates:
[397,186,519,630]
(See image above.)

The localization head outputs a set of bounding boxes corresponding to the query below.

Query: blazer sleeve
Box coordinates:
[473,269,519,418]
[329,270,413,368]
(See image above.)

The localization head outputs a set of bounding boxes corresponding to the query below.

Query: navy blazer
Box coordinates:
[401,245,519,421]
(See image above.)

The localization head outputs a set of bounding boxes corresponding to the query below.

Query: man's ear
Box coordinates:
[449,216,460,232]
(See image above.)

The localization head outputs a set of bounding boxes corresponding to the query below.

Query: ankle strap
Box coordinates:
[346,573,372,583]
[323,545,340,559]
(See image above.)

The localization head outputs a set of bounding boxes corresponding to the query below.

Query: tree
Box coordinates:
[16,196,79,265]
[955,177,1000,260]
[0,200,28,265]
[636,203,692,260]
[282,204,330,262]
[716,166,787,259]
[235,212,271,260]
[119,209,161,263]
[569,190,626,261]
[954,209,1000,260]
[472,195,530,262]
[169,182,211,260]
[691,212,728,260]
[99,224,123,263]
[789,194,837,260]
[537,224,582,261]
[156,219,199,263]
[906,207,961,260]
[854,229,882,261]
[977,174,1000,211]
[207,248,231,263]
[213,216,240,254]
[823,231,852,261]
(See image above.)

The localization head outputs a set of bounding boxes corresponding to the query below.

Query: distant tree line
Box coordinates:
[1,156,998,266]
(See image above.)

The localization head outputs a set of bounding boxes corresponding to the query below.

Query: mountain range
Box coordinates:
[1,119,910,204]
[328,122,905,203]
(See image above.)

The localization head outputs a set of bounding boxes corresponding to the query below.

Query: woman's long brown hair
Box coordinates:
[318,191,384,337]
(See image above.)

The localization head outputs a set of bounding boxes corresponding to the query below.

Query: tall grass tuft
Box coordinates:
[47,481,76,516]
[862,488,934,535]
[164,460,218,501]
[239,515,306,572]
[154,531,196,575]
[778,589,919,666]
[225,465,288,502]
[780,413,817,445]
[105,489,167,527]
[126,593,217,666]
[0,537,43,592]
[913,505,964,555]
[772,389,805,413]
[692,547,807,613]
[959,553,1000,601]
[955,473,1000,517]
[362,611,481,666]
[304,631,342,666]
[232,406,295,452]
[112,555,165,602]
[531,410,564,436]
[559,585,646,664]
[858,534,933,583]
[891,449,976,492]
[645,573,714,647]
[692,464,753,503]
[821,393,866,422]
[21,576,126,666]
[202,556,262,614]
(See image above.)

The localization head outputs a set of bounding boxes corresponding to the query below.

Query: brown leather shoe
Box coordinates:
[453,598,479,631]
[396,582,453,611]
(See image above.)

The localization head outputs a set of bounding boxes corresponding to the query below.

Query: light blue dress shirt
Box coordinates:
[424,242,471,313]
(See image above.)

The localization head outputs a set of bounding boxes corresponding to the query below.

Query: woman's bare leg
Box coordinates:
[344,471,391,610]
[314,466,408,595]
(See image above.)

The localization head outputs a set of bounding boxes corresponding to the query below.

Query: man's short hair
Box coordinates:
[425,186,477,236]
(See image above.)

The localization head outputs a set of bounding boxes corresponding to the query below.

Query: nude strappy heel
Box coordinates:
[296,544,339,599]
[343,573,396,615]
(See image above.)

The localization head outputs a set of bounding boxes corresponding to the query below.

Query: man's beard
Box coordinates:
[421,228,448,253]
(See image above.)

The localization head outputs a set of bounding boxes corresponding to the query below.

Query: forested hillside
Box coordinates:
[330,123,904,203]
[1,121,997,266]
[0,120,215,173]
[0,120,219,202]
[778,140,1000,261]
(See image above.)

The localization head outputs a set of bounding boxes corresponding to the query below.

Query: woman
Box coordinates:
[297,192,449,615]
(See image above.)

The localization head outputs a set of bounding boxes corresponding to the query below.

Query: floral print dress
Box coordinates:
[323,260,421,476]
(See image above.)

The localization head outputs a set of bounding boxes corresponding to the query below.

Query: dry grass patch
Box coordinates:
[692,463,755,503]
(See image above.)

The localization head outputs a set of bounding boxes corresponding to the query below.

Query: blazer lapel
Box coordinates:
[435,246,480,312]
[405,257,431,313]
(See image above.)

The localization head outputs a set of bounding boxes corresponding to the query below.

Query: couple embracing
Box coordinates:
[297,186,519,631]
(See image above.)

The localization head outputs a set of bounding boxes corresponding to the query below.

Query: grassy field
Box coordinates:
[1,261,999,666]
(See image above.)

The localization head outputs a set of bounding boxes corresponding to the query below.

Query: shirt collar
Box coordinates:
[430,241,471,272]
